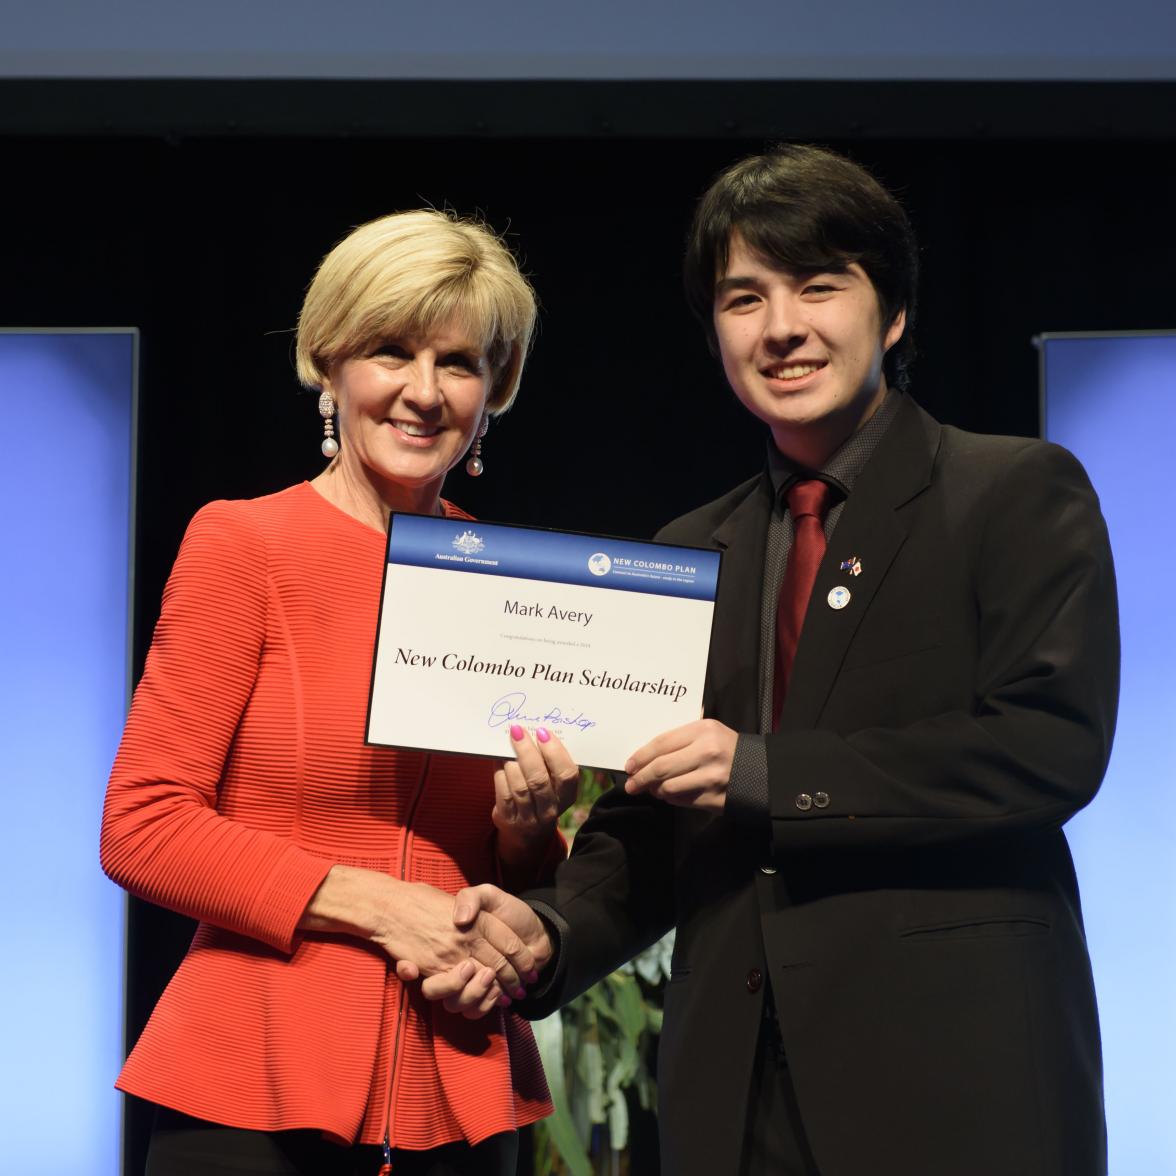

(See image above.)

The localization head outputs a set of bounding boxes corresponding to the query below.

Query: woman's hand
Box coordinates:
[299,866,537,996]
[493,725,580,869]
[421,884,555,1018]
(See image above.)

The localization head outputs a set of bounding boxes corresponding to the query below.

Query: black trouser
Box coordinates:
[740,1001,822,1176]
[145,1106,518,1176]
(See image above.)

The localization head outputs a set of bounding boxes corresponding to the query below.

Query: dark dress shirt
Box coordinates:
[726,390,903,839]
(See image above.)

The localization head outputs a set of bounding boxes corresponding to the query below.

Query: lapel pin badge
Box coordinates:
[827,586,852,610]
[839,556,862,577]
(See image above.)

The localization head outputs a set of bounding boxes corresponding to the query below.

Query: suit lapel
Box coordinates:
[705,475,774,733]
[780,398,942,731]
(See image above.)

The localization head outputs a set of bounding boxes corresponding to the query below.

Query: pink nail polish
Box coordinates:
[497,994,512,1007]
[513,986,527,1000]
[536,727,551,743]
[525,970,540,984]
[510,724,524,741]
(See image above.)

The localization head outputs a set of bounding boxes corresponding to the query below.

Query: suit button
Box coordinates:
[746,968,763,993]
[814,791,830,809]
[795,793,813,811]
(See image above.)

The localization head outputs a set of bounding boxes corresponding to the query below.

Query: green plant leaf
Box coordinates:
[580,1038,606,1124]
[610,975,646,1040]
[532,1014,594,1176]
[605,1057,631,1151]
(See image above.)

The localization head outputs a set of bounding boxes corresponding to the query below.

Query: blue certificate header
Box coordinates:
[387,515,720,601]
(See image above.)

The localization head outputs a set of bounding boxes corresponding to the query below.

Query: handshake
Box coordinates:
[394,883,556,1019]
[300,867,559,1021]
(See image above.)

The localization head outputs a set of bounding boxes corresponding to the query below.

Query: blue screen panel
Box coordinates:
[0,331,136,1173]
[1042,332,1176,1176]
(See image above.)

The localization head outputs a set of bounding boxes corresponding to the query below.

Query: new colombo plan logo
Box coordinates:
[588,552,612,576]
[452,530,485,555]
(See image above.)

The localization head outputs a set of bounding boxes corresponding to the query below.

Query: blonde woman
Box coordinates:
[102,210,577,1176]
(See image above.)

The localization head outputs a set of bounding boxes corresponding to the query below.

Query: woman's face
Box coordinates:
[323,320,493,504]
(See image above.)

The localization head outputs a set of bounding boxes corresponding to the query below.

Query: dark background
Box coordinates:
[4,79,1173,1174]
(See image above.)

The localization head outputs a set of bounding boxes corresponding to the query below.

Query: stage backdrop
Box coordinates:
[1,326,1170,1173]
[0,330,137,1174]
[1041,330,1176,1176]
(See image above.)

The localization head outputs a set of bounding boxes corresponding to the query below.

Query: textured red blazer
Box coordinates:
[101,482,557,1148]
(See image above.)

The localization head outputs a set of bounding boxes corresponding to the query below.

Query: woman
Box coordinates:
[101,210,578,1175]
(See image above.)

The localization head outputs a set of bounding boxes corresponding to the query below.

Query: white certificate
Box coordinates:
[366,515,721,770]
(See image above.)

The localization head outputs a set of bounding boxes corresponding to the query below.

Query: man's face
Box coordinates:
[713,233,905,465]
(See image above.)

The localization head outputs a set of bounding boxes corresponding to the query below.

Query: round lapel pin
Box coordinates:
[827,586,851,610]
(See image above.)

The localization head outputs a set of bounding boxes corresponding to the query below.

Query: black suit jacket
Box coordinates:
[525,398,1117,1176]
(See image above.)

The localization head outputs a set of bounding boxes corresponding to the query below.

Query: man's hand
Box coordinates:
[419,884,555,1018]
[623,718,739,811]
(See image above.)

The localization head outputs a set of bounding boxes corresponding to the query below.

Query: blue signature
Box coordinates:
[487,692,597,732]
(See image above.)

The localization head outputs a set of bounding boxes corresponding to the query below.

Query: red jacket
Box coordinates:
[101,483,557,1147]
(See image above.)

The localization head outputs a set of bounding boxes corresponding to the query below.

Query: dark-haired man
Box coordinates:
[437,146,1116,1176]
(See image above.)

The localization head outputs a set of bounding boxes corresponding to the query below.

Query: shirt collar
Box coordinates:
[767,389,903,504]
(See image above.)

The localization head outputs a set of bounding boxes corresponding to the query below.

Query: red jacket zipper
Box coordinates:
[380,753,430,1171]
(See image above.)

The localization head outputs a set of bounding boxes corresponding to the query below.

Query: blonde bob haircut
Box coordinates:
[295,209,537,414]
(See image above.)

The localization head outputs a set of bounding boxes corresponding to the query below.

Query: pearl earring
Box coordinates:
[466,415,489,477]
[319,391,339,458]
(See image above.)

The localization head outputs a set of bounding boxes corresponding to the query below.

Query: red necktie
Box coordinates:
[773,479,834,729]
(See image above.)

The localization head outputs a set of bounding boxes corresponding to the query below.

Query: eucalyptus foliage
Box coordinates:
[531,771,674,1174]
[532,933,673,1175]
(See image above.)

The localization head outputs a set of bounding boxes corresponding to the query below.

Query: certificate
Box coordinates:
[366,515,721,770]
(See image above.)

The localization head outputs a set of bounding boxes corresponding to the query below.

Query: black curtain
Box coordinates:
[4,84,1173,1174]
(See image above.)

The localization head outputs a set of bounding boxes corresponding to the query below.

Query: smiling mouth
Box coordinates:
[763,361,826,380]
[391,420,442,438]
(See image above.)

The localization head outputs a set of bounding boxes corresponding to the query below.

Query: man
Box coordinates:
[435,145,1117,1175]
